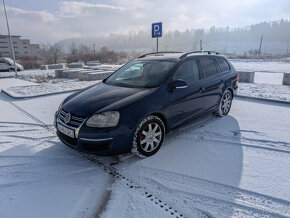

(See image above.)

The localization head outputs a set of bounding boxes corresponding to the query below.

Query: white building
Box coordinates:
[0,35,40,59]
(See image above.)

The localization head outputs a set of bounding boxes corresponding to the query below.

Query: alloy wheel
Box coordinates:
[140,122,162,152]
[221,92,232,114]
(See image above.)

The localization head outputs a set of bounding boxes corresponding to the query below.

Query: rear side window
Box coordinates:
[216,57,230,72]
[199,57,219,78]
[173,59,200,85]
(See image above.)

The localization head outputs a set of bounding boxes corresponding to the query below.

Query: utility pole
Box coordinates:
[156,37,158,52]
[200,40,203,51]
[258,35,263,56]
[93,44,96,60]
[3,0,17,76]
[286,45,289,56]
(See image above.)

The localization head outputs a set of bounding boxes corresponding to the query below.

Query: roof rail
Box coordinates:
[180,50,220,59]
[138,51,183,59]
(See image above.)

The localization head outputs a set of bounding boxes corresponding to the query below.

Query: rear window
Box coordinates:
[199,57,219,78]
[216,57,231,72]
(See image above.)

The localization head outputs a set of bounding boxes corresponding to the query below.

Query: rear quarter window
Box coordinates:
[216,57,231,72]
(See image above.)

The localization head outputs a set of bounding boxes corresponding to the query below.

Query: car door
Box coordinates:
[198,57,222,111]
[167,58,204,128]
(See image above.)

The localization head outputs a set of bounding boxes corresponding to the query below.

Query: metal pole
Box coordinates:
[93,44,96,60]
[157,38,158,52]
[200,40,203,51]
[258,35,263,56]
[3,0,17,76]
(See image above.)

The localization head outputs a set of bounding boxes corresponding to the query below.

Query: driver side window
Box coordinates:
[173,59,200,85]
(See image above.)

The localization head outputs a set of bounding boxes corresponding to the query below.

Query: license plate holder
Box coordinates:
[57,123,75,138]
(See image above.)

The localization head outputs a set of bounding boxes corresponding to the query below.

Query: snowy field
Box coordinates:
[238,83,290,102]
[0,77,290,217]
[231,59,290,74]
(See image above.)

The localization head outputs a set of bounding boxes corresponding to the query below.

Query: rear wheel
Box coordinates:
[132,115,165,157]
[216,90,233,116]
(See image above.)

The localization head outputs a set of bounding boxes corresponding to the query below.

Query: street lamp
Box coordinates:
[2,0,17,76]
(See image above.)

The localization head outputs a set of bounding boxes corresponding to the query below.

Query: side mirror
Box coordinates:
[172,79,188,90]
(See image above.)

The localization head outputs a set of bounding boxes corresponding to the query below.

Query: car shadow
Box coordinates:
[117,113,243,217]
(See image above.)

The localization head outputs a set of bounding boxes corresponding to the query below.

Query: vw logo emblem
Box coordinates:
[64,113,71,124]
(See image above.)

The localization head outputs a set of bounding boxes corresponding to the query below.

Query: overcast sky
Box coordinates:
[0,0,290,43]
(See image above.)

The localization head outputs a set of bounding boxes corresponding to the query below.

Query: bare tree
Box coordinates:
[40,43,64,64]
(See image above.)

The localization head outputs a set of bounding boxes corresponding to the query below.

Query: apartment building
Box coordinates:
[0,34,40,59]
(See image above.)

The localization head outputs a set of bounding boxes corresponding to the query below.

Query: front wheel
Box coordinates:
[216,90,233,117]
[132,115,165,157]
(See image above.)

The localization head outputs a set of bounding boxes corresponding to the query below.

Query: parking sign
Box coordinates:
[152,22,162,38]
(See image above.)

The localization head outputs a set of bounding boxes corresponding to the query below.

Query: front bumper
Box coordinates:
[55,112,135,156]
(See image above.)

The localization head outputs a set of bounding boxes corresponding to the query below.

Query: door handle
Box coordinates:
[200,87,205,93]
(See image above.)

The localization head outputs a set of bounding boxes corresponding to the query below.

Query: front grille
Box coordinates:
[58,131,78,147]
[59,109,86,128]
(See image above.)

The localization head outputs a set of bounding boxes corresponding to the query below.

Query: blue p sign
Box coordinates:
[152,22,162,38]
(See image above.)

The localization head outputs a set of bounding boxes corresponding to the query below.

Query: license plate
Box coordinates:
[57,123,75,138]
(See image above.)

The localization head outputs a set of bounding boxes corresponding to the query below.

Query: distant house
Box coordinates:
[0,35,40,59]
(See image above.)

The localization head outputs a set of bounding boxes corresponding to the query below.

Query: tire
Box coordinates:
[132,115,165,157]
[8,68,17,72]
[216,90,233,117]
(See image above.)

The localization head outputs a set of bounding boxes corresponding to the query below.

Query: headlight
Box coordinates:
[86,111,120,128]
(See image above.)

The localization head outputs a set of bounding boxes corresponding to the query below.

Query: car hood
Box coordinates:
[62,82,152,117]
[16,63,23,69]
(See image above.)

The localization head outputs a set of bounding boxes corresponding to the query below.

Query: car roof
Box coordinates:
[136,51,226,62]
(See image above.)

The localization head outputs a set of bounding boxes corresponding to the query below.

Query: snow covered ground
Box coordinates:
[231,59,290,74]
[238,83,290,102]
[0,69,55,81]
[2,79,99,98]
[0,77,290,217]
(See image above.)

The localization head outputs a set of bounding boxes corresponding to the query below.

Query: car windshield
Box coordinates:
[105,61,176,88]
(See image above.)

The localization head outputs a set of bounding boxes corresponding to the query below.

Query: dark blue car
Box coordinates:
[55,51,238,157]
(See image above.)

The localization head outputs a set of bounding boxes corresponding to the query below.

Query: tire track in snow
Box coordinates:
[177,130,290,154]
[123,166,290,217]
[3,99,190,218]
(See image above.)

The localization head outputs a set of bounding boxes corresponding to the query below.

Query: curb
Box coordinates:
[0,76,15,79]
[1,88,80,99]
[236,94,290,105]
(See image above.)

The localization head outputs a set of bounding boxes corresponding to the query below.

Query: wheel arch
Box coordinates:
[150,112,167,132]
[226,87,234,97]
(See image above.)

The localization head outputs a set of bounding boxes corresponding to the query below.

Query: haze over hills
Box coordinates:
[58,19,290,55]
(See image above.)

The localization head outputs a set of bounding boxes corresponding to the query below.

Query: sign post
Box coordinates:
[152,22,162,52]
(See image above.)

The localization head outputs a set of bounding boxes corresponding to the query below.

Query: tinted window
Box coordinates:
[216,57,230,72]
[173,59,199,84]
[199,57,219,78]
